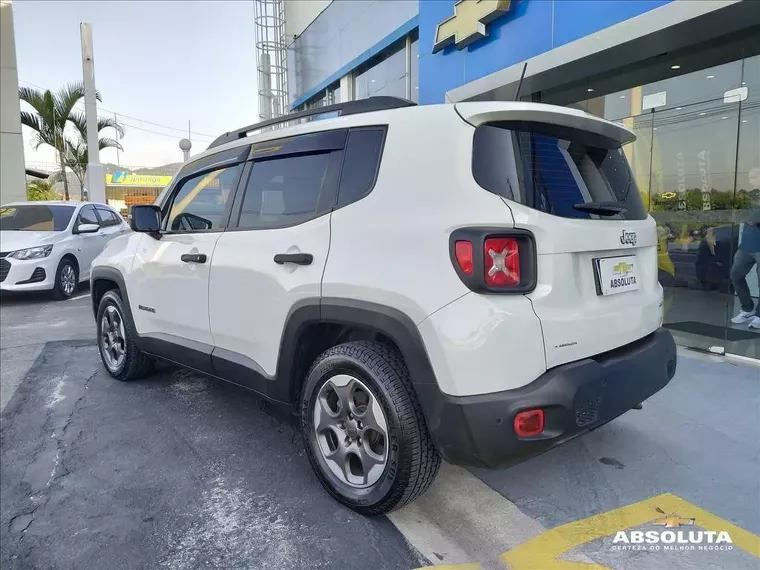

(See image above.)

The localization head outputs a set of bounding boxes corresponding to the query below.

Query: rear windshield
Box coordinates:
[0,205,76,231]
[473,122,647,221]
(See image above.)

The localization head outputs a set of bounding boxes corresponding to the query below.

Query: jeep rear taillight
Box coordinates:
[449,228,536,294]
[484,237,520,286]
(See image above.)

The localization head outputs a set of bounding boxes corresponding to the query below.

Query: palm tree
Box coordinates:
[64,114,124,200]
[18,82,120,201]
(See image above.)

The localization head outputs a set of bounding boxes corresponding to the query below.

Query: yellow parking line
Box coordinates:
[500,493,760,570]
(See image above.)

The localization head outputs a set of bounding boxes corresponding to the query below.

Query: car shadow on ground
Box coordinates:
[0,283,90,306]
[0,341,421,570]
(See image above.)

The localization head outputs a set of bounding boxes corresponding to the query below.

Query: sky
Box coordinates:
[13,0,259,169]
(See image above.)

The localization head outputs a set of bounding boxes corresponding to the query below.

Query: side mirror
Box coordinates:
[130,205,161,234]
[76,223,100,234]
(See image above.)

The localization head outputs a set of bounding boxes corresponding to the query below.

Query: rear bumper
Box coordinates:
[416,328,677,468]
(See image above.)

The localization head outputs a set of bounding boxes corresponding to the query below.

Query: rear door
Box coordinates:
[463,103,662,369]
[208,130,346,396]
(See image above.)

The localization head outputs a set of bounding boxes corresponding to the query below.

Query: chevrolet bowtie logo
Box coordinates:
[653,514,696,528]
[613,261,633,275]
[433,0,512,54]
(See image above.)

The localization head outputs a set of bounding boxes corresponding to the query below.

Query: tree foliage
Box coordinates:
[26,180,61,201]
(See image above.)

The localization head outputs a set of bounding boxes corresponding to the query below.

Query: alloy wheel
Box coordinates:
[313,374,389,488]
[100,305,126,371]
[60,264,76,296]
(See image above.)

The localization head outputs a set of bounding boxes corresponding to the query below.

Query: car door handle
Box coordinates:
[273,253,313,265]
[181,253,207,264]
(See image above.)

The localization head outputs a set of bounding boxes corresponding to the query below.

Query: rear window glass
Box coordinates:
[473,123,647,221]
[337,128,385,208]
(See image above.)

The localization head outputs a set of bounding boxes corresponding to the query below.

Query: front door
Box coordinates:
[129,162,245,370]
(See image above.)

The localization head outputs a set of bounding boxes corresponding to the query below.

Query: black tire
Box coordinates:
[300,340,441,515]
[52,257,78,300]
[96,289,154,381]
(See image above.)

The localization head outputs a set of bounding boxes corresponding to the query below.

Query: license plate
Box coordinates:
[594,255,640,296]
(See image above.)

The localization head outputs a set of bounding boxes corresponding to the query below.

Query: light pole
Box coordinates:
[80,23,106,203]
[179,138,192,163]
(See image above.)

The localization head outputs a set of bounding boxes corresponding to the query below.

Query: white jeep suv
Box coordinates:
[90,97,677,514]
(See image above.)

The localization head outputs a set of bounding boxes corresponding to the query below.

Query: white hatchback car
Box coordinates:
[1,201,128,299]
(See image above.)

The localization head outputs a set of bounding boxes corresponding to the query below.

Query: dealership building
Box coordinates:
[282,0,760,358]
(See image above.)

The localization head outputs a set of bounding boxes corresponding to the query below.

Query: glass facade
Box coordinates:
[565,55,760,358]
[295,30,418,111]
[353,38,407,100]
[410,33,419,103]
[298,81,341,110]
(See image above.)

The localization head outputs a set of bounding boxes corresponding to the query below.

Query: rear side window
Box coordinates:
[238,153,332,229]
[473,123,647,220]
[337,128,386,207]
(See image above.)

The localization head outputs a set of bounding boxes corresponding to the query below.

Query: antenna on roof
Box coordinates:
[513,62,528,101]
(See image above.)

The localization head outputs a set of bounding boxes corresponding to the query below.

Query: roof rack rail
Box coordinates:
[208,96,416,149]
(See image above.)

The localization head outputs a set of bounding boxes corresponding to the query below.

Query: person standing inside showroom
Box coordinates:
[731,216,760,330]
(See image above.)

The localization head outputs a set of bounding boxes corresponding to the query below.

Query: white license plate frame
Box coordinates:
[593,255,640,296]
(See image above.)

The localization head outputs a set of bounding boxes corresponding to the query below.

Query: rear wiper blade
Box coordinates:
[573,202,628,216]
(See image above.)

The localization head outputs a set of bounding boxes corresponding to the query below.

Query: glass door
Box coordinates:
[648,96,741,352]
[726,54,760,358]
[557,56,760,358]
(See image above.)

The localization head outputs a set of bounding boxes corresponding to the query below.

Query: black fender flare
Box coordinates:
[275,297,443,425]
[90,266,131,320]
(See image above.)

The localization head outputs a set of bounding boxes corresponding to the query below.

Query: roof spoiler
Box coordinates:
[455,102,636,145]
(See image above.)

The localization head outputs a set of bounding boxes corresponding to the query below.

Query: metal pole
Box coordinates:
[405,35,411,100]
[80,23,105,203]
[114,111,120,167]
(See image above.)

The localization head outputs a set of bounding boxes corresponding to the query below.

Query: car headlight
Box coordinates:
[9,244,54,260]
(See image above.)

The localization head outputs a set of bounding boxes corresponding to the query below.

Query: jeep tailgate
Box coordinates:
[459,102,663,369]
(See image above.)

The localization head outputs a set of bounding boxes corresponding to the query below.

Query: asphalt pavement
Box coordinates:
[1,289,759,570]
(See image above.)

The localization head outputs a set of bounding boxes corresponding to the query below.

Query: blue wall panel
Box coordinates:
[463,0,553,83]
[419,0,674,104]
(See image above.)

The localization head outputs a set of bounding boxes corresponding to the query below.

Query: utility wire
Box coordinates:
[113,120,212,141]
[20,79,214,139]
[70,102,214,140]
[67,102,213,141]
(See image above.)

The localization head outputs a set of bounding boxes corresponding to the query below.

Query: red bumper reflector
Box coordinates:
[454,240,474,275]
[514,409,544,437]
